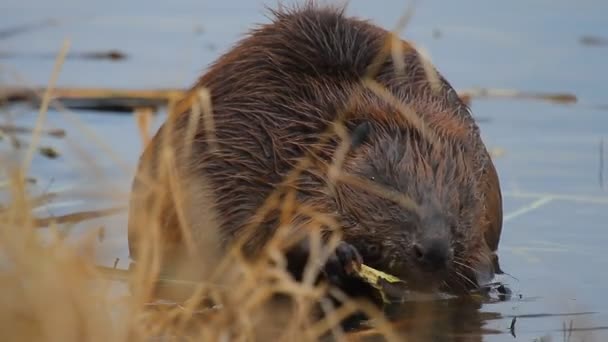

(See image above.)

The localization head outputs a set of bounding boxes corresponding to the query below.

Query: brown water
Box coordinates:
[1,0,607,340]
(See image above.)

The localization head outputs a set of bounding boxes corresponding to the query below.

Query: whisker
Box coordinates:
[441,280,453,293]
[453,260,477,273]
[453,269,479,290]
[454,255,488,273]
[446,273,468,293]
[469,251,492,266]
[453,255,469,263]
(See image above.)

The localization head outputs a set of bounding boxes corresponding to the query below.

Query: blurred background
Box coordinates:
[1,0,607,341]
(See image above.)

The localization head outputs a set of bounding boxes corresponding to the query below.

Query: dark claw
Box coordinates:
[336,241,363,274]
[323,241,363,287]
[285,239,375,329]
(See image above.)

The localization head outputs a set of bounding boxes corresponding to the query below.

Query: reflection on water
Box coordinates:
[387,297,503,341]
[2,0,608,341]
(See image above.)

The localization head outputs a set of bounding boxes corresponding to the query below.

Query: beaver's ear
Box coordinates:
[350,121,371,148]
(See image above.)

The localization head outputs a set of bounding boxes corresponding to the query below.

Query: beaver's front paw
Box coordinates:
[322,241,363,288]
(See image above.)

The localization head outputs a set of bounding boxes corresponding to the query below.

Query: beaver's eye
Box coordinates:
[366,244,381,259]
[350,121,371,148]
[370,176,376,181]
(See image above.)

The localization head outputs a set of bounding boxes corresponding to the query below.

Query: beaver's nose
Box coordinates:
[412,238,451,272]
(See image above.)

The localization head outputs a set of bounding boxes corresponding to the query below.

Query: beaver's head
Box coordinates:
[320,110,494,294]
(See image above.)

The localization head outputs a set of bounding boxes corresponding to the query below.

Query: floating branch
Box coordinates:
[1,85,579,114]
[0,86,185,113]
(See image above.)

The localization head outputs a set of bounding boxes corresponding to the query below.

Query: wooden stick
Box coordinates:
[1,85,578,113]
[0,86,186,113]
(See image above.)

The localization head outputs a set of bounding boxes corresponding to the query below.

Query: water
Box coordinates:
[1,0,607,340]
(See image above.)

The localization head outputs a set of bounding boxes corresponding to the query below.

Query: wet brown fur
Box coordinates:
[128,2,503,293]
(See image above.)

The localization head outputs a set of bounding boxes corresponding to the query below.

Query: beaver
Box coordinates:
[127,3,503,301]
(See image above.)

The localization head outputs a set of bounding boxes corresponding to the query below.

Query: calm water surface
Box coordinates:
[1,0,607,340]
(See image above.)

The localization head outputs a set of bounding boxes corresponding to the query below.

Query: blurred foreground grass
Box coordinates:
[0,40,405,342]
